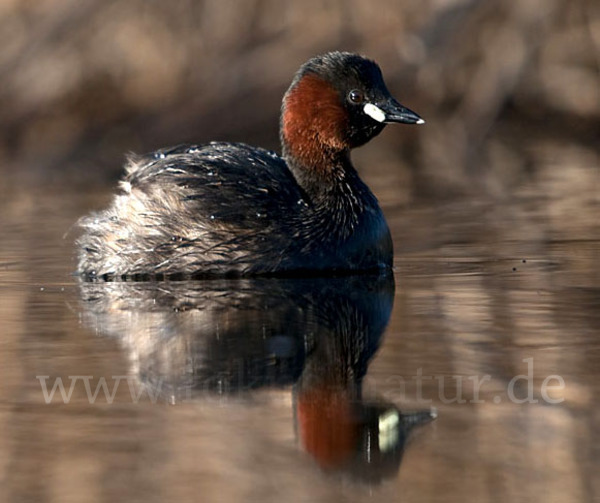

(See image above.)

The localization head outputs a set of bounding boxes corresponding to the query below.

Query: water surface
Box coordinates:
[0,157,598,502]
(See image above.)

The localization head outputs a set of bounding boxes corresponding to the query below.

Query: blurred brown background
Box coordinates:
[0,3,598,501]
[1,0,598,197]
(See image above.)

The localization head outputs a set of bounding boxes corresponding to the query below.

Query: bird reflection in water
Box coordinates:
[79,273,435,483]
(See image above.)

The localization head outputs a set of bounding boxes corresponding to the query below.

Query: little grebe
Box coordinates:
[77,52,423,279]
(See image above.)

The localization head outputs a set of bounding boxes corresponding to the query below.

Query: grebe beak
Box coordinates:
[364,98,425,125]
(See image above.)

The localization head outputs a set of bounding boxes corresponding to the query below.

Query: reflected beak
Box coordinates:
[364,99,425,125]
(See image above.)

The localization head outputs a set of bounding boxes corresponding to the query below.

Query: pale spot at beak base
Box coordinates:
[363,103,386,123]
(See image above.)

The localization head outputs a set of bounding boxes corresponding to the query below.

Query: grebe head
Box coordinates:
[280,52,423,169]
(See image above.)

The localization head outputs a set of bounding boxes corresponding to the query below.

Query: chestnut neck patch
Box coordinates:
[281,73,349,174]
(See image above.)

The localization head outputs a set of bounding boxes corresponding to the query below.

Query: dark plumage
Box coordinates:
[77,52,423,279]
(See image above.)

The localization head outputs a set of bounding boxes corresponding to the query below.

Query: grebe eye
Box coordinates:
[348,89,364,104]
